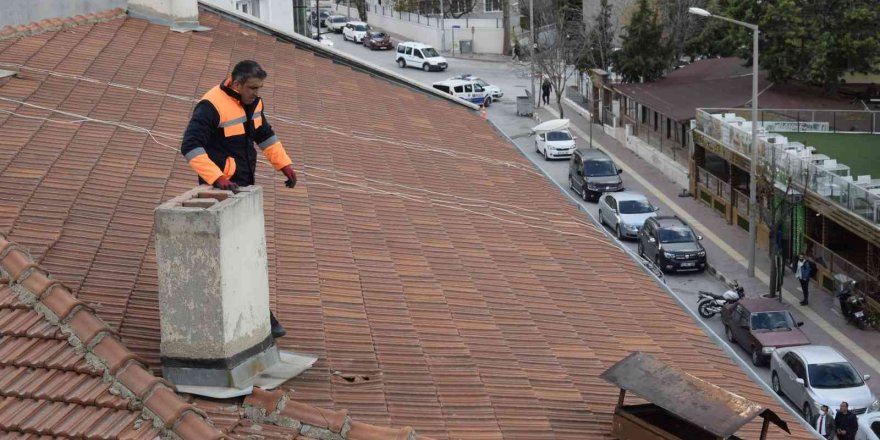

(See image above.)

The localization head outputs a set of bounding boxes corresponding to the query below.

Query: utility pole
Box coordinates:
[315,0,320,40]
[529,0,535,108]
[440,0,446,52]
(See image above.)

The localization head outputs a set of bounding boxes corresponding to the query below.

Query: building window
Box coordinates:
[653,111,658,131]
[666,117,672,139]
[484,0,502,12]
[641,105,647,124]
[236,0,260,17]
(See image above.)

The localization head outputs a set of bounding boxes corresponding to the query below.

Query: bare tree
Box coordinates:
[533,5,587,117]
[657,0,706,65]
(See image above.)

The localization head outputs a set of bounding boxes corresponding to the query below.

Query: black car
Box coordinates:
[637,216,707,273]
[310,9,331,27]
[568,148,623,202]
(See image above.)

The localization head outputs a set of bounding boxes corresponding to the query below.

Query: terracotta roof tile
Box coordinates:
[0,8,814,440]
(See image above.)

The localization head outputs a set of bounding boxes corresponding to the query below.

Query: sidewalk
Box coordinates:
[539,100,880,381]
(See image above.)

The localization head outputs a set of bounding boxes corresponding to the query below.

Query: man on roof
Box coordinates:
[181,60,298,192]
[180,60,295,338]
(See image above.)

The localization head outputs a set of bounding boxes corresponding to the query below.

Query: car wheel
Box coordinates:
[654,255,666,274]
[598,210,605,226]
[615,225,622,240]
[725,325,735,342]
[771,372,784,396]
[423,63,431,72]
[483,97,492,107]
[397,59,406,68]
[751,347,763,366]
[802,402,813,423]
[535,142,540,153]
[543,148,549,161]
[637,241,644,257]
[581,187,588,202]
[568,176,574,191]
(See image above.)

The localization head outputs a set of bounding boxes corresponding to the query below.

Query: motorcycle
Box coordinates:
[837,279,870,330]
[698,281,745,318]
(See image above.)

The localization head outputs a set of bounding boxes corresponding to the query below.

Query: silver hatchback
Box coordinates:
[770,345,879,422]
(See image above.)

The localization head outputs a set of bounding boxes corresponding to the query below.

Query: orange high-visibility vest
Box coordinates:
[184,82,291,184]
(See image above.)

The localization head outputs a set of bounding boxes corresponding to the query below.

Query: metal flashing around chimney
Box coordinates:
[128,0,209,32]
[155,185,313,395]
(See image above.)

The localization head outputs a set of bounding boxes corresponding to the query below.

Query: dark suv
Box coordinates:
[568,148,623,202]
[637,216,707,273]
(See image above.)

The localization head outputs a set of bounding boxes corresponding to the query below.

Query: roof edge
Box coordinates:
[0,234,224,440]
[196,1,479,111]
[0,8,127,42]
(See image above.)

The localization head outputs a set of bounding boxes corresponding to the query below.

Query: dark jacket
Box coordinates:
[834,410,858,440]
[811,411,835,439]
[181,81,279,186]
[541,80,552,94]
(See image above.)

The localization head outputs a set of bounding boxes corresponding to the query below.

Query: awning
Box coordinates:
[600,352,790,438]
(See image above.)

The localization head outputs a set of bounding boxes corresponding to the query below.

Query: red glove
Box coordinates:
[281,165,297,189]
[213,176,239,191]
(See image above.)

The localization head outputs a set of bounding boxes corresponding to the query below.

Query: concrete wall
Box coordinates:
[330,3,507,54]
[201,0,297,32]
[129,0,200,26]
[0,0,127,27]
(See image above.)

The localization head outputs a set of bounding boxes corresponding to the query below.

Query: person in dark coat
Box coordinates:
[811,405,835,439]
[795,253,815,305]
[834,401,859,440]
[541,78,552,105]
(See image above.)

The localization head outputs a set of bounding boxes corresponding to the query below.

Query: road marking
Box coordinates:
[543,105,880,374]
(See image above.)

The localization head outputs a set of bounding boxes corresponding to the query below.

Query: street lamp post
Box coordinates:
[529,0,535,108]
[689,7,760,278]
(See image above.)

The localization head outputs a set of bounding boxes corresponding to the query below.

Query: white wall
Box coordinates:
[129,0,200,25]
[331,3,505,54]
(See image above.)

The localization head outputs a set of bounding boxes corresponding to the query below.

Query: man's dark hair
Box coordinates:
[231,60,267,84]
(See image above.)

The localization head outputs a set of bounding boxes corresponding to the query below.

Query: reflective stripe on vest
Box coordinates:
[253,100,264,129]
[201,85,255,137]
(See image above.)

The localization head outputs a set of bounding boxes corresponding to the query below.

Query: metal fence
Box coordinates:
[625,115,689,168]
[803,235,880,300]
[696,109,880,225]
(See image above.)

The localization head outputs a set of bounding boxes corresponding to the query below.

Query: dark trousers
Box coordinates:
[542,92,550,105]
[799,278,809,302]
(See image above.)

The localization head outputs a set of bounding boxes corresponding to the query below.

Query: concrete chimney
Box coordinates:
[155,185,280,390]
[128,0,201,30]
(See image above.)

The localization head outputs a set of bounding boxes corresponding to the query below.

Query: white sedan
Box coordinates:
[597,191,659,240]
[856,411,880,440]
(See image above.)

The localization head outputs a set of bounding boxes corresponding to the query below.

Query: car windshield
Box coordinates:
[354,24,368,31]
[618,200,654,214]
[371,32,387,38]
[332,17,346,22]
[422,47,439,57]
[546,131,572,141]
[584,160,617,176]
[475,79,488,86]
[750,311,795,332]
[658,227,696,243]
[808,362,865,389]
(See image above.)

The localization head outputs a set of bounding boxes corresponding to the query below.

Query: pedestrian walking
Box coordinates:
[512,42,521,61]
[180,60,297,338]
[834,401,858,440]
[541,78,552,106]
[811,405,835,439]
[795,253,814,306]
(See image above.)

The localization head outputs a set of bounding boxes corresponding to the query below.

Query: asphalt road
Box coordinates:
[315,27,880,421]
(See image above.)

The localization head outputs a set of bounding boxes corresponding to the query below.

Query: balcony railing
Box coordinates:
[803,235,880,301]
[695,109,880,225]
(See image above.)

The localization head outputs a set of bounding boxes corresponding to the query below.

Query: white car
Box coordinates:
[311,34,334,47]
[855,411,880,440]
[396,42,447,72]
[342,21,370,43]
[597,191,659,240]
[770,345,880,423]
[326,15,348,33]
[449,74,503,99]
[532,119,576,160]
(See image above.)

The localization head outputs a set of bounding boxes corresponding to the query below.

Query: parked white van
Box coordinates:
[396,42,448,72]
[432,79,492,106]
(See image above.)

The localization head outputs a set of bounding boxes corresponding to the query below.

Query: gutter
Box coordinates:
[196,1,479,111]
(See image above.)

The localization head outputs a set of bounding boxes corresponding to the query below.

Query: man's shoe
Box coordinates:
[269,311,287,338]
[799,301,809,306]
